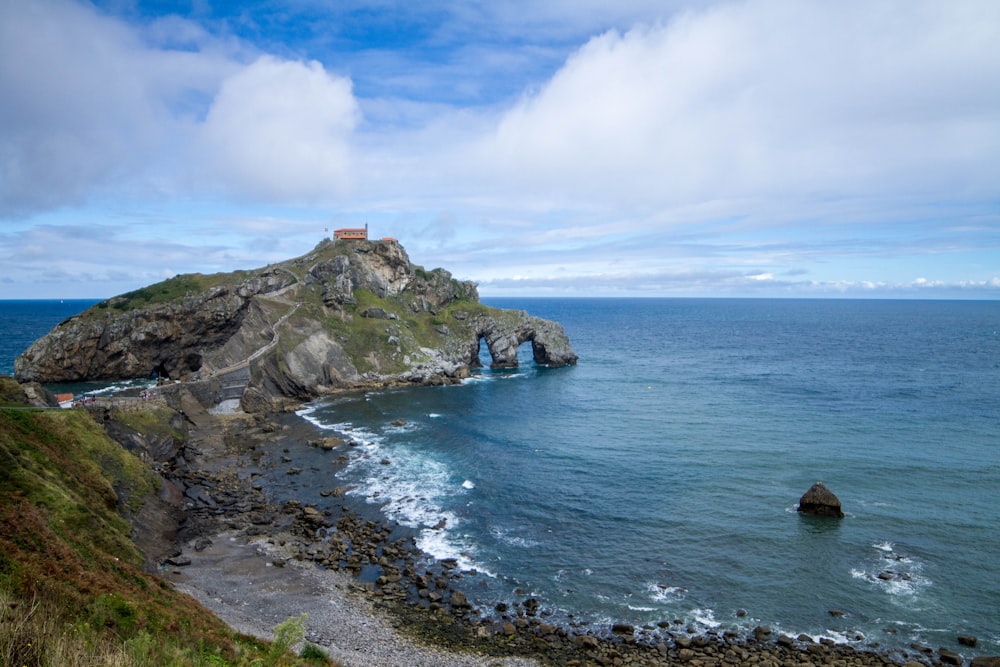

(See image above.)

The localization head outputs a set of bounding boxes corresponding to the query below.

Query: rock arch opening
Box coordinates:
[474,332,547,369]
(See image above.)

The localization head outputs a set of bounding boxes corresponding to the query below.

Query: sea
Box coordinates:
[3,297,998,658]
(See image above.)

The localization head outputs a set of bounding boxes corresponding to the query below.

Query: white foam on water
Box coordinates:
[689,608,721,630]
[386,420,420,435]
[83,378,157,396]
[795,628,854,645]
[852,542,931,601]
[646,582,686,603]
[329,424,490,575]
[489,525,540,548]
[462,479,475,489]
[428,413,443,418]
[296,404,344,432]
[461,370,529,385]
[416,527,491,574]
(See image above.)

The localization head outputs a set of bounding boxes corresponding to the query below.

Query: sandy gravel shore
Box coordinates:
[168,530,540,667]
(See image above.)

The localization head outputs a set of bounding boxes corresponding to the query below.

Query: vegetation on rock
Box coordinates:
[15,239,576,408]
[0,397,334,666]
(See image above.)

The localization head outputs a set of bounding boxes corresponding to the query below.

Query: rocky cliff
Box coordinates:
[15,239,577,409]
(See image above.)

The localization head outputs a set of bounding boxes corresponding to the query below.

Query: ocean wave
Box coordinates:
[416,527,492,575]
[331,427,487,576]
[490,525,540,549]
[80,378,156,396]
[851,542,930,600]
[689,608,721,630]
[646,582,686,603]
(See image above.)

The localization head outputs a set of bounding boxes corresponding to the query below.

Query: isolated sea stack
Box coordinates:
[797,481,845,518]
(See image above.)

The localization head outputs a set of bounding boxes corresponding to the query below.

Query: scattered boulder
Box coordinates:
[612,623,635,635]
[939,647,963,665]
[797,481,845,518]
[971,657,1000,667]
[309,436,344,450]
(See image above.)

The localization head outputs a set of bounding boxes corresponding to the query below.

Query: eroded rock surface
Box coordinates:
[15,239,577,408]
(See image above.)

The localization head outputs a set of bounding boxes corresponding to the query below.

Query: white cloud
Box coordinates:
[0,1,362,217]
[0,0,154,214]
[196,56,361,203]
[468,0,1000,211]
[0,0,997,299]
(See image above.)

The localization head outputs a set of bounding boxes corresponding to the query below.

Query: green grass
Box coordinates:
[0,406,337,666]
[0,376,33,407]
[87,270,255,315]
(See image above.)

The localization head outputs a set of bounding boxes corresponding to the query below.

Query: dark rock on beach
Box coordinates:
[797,480,845,517]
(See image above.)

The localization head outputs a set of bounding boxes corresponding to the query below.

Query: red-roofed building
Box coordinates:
[333,224,368,240]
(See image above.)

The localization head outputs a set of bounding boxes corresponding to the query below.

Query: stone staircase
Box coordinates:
[218,365,251,401]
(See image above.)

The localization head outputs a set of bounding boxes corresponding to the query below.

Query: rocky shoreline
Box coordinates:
[155,394,996,667]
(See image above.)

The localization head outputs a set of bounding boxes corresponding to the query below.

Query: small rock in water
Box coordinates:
[938,647,963,665]
[958,635,978,647]
[797,481,845,518]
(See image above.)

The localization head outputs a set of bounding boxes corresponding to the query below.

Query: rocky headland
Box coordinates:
[14,238,577,412]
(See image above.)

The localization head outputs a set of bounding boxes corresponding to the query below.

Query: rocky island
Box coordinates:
[14,237,577,410]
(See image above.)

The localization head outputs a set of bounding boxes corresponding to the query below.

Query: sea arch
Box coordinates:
[468,314,579,369]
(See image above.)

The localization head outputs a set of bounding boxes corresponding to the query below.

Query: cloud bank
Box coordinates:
[0,0,998,298]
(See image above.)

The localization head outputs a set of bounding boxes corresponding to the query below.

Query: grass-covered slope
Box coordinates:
[0,390,333,666]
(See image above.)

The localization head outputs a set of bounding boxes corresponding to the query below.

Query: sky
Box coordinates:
[1,0,999,299]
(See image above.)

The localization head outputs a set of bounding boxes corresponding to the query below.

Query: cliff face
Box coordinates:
[15,239,577,408]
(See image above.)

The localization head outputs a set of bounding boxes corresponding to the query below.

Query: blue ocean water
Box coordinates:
[3,298,998,656]
[0,300,98,376]
[293,298,1000,658]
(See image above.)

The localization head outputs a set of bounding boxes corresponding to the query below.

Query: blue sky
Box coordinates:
[1,0,998,299]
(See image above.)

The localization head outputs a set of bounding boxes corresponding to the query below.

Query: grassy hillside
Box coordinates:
[0,392,333,666]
